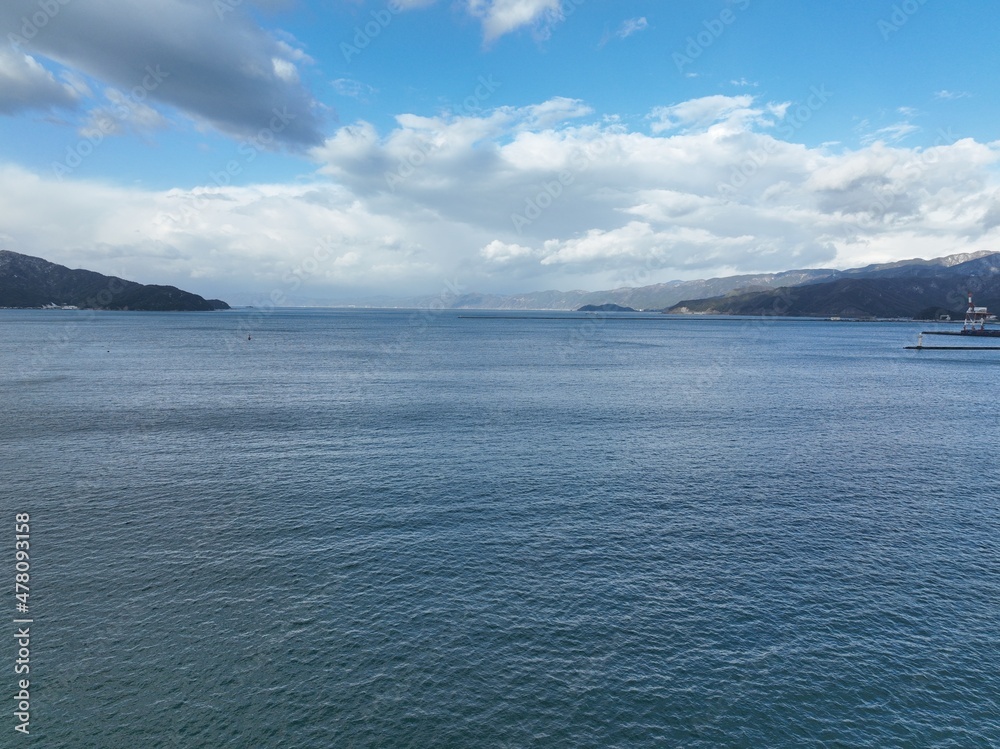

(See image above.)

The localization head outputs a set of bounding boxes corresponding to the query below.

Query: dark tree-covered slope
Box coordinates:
[0,251,229,311]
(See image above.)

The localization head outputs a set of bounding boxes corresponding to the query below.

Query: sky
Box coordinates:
[2,0,1000,305]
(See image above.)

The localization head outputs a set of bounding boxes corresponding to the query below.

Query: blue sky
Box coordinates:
[2,0,1000,304]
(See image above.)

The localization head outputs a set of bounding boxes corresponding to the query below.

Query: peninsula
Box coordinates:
[0,251,229,311]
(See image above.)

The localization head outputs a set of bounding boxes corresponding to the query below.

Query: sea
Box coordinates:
[3,307,999,748]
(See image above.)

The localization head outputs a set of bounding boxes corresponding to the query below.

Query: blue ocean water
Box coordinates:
[3,308,1000,747]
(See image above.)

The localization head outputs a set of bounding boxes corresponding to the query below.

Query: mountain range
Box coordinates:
[399,251,1000,318]
[0,251,229,311]
[666,252,1000,318]
[4,248,998,318]
[397,269,837,312]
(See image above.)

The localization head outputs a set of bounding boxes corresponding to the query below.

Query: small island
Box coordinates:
[0,250,229,311]
[577,303,637,313]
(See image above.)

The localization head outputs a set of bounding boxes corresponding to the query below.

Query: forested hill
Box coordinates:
[667,253,1000,319]
[0,251,229,311]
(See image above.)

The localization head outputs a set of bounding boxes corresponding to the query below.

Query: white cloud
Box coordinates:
[861,121,920,145]
[61,72,94,100]
[519,97,593,129]
[616,17,648,40]
[79,88,170,139]
[537,221,765,272]
[467,0,564,42]
[935,89,971,100]
[332,78,377,100]
[271,58,299,83]
[649,95,764,134]
[393,0,565,41]
[4,95,1000,300]
[0,47,78,114]
[480,239,539,265]
[0,165,447,301]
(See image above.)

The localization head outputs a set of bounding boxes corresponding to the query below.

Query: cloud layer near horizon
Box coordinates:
[2,94,1000,303]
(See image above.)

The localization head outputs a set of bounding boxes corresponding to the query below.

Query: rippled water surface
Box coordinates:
[3,308,1000,747]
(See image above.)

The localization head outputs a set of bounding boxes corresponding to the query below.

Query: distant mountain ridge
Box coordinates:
[667,252,1000,318]
[397,250,1000,312]
[399,269,839,311]
[0,251,229,311]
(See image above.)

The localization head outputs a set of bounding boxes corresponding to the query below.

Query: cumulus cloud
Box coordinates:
[284,95,1000,289]
[468,0,564,42]
[310,97,593,200]
[0,164,444,301]
[1,0,325,146]
[402,0,566,42]
[481,239,539,264]
[537,222,768,272]
[4,95,1000,299]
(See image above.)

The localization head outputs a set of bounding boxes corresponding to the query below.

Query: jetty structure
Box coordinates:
[907,293,1000,350]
